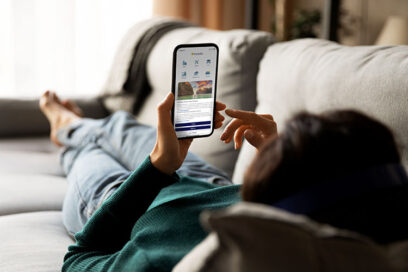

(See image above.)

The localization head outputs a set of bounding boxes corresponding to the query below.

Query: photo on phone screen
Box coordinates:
[172,43,219,139]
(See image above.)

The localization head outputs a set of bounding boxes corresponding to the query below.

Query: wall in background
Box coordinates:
[0,0,153,98]
[337,0,408,45]
[361,0,408,44]
[258,0,408,45]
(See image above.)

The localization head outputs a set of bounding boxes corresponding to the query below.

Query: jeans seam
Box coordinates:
[98,130,126,168]
[79,129,121,219]
[71,177,90,220]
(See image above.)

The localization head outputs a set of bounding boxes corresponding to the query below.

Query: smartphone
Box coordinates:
[171,43,219,139]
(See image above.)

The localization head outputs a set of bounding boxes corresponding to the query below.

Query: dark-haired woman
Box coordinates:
[39,91,408,272]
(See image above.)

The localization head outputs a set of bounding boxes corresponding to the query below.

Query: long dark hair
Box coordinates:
[242,110,401,205]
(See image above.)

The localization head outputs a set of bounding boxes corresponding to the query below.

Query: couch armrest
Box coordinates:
[0,98,108,137]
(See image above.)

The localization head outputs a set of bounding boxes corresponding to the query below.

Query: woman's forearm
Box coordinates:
[62,155,178,270]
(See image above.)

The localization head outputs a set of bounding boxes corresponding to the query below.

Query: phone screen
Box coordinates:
[172,44,219,139]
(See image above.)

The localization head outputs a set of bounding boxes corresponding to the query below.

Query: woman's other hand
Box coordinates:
[150,93,226,175]
[220,109,277,150]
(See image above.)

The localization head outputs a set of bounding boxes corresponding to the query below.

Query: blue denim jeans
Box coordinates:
[58,111,232,236]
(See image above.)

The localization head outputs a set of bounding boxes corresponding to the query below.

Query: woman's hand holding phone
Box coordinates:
[150,93,226,175]
[221,109,278,150]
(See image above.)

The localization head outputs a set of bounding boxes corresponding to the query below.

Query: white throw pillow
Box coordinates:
[173,202,403,272]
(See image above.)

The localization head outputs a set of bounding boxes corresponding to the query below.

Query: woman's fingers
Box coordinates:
[260,114,273,120]
[214,121,223,129]
[216,101,226,111]
[225,109,272,128]
[223,109,263,142]
[233,125,251,149]
[220,118,244,142]
[213,112,225,129]
[212,102,226,130]
[225,109,277,136]
[215,111,224,122]
[225,108,257,120]
[244,129,265,149]
[221,109,277,149]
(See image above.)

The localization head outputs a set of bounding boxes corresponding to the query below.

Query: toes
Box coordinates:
[40,90,52,101]
[61,100,83,117]
[61,100,69,107]
[55,94,62,104]
[50,91,60,104]
[40,90,52,109]
[42,90,50,98]
[40,90,68,111]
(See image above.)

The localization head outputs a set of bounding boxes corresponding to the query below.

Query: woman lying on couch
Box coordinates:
[39,91,408,271]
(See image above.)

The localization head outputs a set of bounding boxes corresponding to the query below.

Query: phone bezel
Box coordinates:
[171,43,219,139]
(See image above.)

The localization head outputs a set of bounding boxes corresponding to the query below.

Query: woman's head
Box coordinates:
[242,110,401,205]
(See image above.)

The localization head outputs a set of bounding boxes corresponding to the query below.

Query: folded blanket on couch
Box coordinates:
[100,17,193,114]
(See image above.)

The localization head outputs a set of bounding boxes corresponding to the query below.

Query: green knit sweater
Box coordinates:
[62,156,241,272]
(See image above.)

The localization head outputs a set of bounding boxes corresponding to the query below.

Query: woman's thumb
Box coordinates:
[157,93,174,127]
[160,92,174,111]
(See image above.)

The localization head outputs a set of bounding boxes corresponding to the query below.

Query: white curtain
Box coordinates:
[0,0,152,98]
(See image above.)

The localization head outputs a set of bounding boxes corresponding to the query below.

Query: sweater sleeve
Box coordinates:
[62,155,178,271]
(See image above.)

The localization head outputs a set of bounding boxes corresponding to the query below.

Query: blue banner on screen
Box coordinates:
[175,121,211,127]
[175,125,211,132]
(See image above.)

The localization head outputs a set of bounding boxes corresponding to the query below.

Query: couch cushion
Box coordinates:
[102,17,275,178]
[174,202,401,272]
[0,211,73,272]
[0,137,64,176]
[233,39,408,183]
[0,172,67,216]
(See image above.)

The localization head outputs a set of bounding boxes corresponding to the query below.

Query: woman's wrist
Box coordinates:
[149,147,175,176]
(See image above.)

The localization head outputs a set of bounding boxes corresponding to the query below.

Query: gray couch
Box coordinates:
[1,18,407,271]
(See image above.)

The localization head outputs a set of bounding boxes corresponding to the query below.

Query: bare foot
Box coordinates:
[40,90,81,146]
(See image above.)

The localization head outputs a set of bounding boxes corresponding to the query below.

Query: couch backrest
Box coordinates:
[0,98,107,137]
[233,39,408,183]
